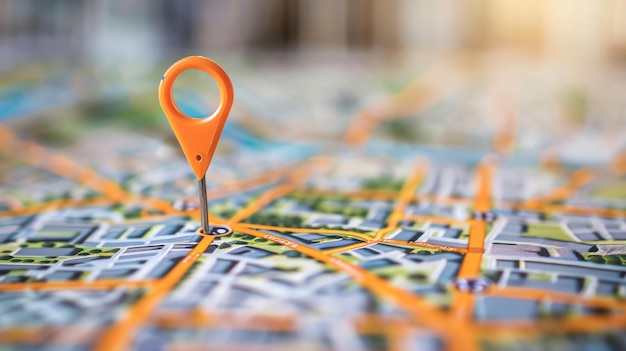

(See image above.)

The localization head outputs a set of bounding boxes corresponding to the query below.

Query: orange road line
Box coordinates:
[325,241,374,255]
[492,96,516,155]
[7,313,626,346]
[293,187,401,200]
[0,194,179,220]
[150,310,424,337]
[204,166,295,200]
[155,313,626,344]
[179,162,300,203]
[0,326,102,344]
[167,343,311,351]
[92,235,216,351]
[0,196,111,217]
[374,160,428,240]
[0,124,17,149]
[0,125,129,202]
[238,223,373,241]
[510,203,626,219]
[325,238,468,255]
[416,193,473,204]
[359,317,478,351]
[0,196,23,212]
[524,168,594,208]
[475,314,626,337]
[228,183,299,224]
[228,159,327,224]
[512,204,624,220]
[0,127,177,216]
[449,219,487,329]
[295,188,399,200]
[386,318,411,351]
[450,160,493,345]
[294,188,474,205]
[496,198,626,219]
[353,314,410,334]
[611,149,626,175]
[344,55,473,147]
[380,239,467,253]
[150,310,422,336]
[232,224,450,334]
[487,286,624,311]
[0,279,152,292]
[151,309,297,332]
[344,110,379,146]
[455,161,493,276]
[546,204,626,218]
[142,196,179,215]
[457,220,489,277]
[473,161,493,214]
[539,147,561,170]
[344,73,438,146]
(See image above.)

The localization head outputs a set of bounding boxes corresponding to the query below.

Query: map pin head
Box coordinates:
[158,56,234,180]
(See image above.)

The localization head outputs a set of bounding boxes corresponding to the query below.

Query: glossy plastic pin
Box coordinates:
[158,56,233,235]
[158,56,233,180]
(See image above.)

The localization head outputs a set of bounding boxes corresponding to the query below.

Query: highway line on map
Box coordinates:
[523,168,594,208]
[486,285,625,311]
[374,159,428,240]
[232,224,452,337]
[228,158,329,224]
[92,235,216,351]
[0,125,129,202]
[445,160,494,351]
[239,223,373,241]
[0,279,152,292]
[343,55,471,147]
[475,313,626,336]
[324,241,375,255]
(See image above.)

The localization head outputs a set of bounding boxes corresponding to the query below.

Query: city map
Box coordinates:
[0,54,625,351]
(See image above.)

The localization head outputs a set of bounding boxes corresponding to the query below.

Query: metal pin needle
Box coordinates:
[198,175,210,234]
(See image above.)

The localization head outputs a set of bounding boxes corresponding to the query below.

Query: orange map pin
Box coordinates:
[158,56,234,235]
[158,56,233,180]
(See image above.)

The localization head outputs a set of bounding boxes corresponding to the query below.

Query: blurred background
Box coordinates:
[0,0,625,161]
[1,0,626,67]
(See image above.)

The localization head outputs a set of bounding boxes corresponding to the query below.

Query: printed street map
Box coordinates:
[0,54,625,350]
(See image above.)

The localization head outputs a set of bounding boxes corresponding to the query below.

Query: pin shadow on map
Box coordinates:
[158,56,233,237]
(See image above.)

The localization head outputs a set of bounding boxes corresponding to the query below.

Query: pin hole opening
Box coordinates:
[196,155,202,161]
